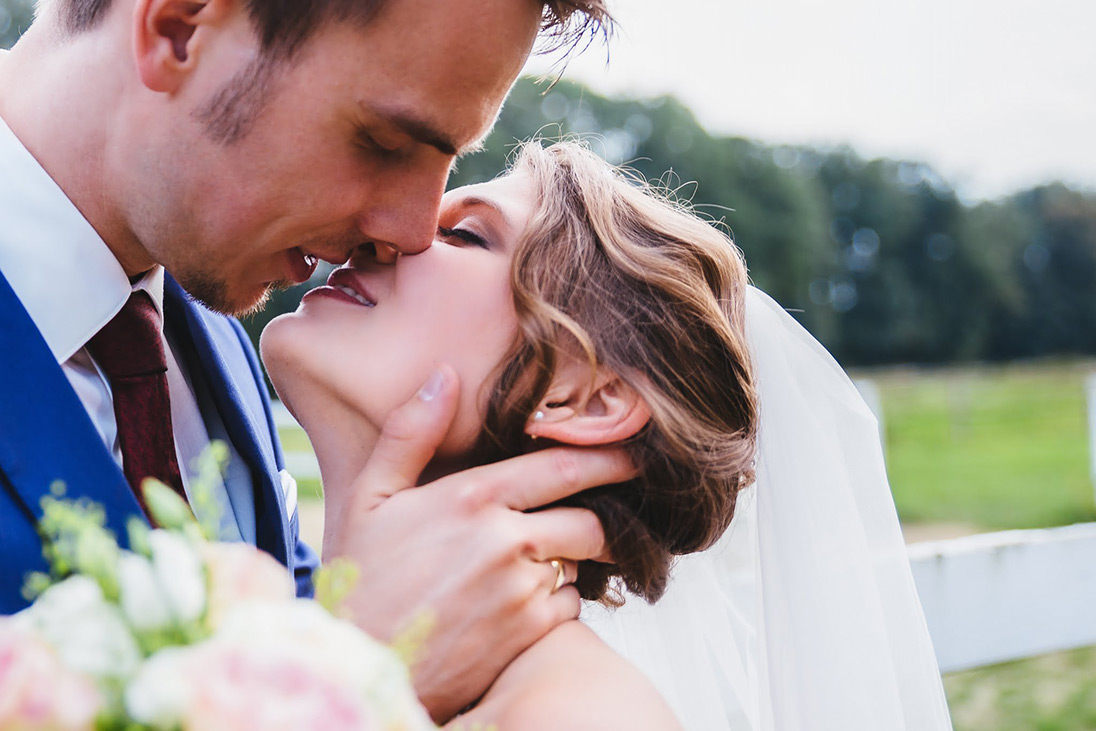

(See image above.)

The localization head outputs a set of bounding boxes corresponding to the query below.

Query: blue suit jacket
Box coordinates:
[0,270,318,613]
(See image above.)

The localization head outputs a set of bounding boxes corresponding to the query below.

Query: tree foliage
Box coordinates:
[0,0,33,50]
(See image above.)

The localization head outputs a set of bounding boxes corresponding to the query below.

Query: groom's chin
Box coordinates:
[232,281,291,318]
[232,287,276,318]
[178,272,280,317]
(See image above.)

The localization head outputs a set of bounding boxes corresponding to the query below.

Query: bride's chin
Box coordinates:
[260,321,330,444]
[259,315,299,386]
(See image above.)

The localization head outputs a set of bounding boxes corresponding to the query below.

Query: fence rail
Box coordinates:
[910,522,1096,672]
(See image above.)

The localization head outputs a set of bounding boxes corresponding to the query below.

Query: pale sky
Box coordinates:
[525,0,1096,201]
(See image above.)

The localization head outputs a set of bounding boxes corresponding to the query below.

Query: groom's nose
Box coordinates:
[356,158,449,257]
[348,241,399,268]
[371,242,399,265]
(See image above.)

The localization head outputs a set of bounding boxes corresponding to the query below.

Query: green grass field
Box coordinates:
[278,359,1096,729]
[945,647,1096,731]
[867,360,1096,530]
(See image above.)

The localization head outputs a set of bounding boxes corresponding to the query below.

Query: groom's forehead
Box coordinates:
[276,0,540,130]
[275,0,541,77]
[299,0,538,44]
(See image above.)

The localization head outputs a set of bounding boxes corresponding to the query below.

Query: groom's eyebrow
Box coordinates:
[371,104,485,158]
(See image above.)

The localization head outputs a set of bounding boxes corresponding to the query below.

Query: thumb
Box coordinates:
[348,365,460,511]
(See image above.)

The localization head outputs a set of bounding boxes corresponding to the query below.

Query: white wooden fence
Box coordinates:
[910,523,1096,672]
[274,386,1096,674]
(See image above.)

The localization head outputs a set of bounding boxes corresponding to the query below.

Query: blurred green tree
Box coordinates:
[988,186,1096,358]
[812,152,1001,364]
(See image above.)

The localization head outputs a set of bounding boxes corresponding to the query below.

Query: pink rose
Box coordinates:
[126,602,436,730]
[200,542,295,628]
[0,619,102,729]
[127,640,377,730]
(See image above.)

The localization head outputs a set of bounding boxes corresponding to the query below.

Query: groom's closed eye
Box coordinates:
[355,127,405,160]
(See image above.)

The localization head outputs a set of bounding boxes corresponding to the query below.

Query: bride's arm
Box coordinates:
[451,620,683,730]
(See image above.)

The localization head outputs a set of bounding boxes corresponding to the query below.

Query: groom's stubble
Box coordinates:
[177,270,282,318]
[174,59,286,317]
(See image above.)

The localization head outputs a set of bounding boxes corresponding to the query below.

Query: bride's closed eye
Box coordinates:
[438,226,489,249]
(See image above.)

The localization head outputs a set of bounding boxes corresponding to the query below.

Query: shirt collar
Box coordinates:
[0,113,161,363]
[134,266,166,321]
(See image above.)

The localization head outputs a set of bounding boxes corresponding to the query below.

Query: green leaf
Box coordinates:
[186,441,230,540]
[141,479,200,541]
[126,517,152,558]
[313,557,360,617]
[390,609,436,670]
[36,493,122,600]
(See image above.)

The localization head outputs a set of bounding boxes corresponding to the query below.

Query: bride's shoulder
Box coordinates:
[453,620,682,730]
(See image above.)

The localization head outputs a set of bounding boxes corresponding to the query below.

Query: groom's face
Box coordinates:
[130,0,541,315]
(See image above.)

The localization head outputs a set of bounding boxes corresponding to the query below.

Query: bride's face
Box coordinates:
[261,173,534,457]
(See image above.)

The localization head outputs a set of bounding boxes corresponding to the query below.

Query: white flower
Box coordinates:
[147,529,206,625]
[123,646,192,727]
[118,553,173,632]
[17,575,140,681]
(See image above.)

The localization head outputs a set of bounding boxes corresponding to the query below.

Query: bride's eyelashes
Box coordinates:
[438,225,489,249]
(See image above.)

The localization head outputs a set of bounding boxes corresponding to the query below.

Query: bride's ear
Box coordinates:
[524,360,651,446]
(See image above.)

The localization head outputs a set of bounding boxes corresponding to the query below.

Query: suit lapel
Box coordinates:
[161,276,290,566]
[0,270,144,542]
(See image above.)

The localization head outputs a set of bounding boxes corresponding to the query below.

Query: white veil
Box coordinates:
[581,287,953,730]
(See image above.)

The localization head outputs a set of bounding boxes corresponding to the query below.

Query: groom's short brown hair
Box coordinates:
[58,0,611,59]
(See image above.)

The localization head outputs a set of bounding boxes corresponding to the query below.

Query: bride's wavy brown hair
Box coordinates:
[470,140,759,604]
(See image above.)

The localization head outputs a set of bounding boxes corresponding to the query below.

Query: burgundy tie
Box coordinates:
[85,290,184,512]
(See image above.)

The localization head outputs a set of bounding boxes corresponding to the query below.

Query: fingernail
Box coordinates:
[418,368,445,402]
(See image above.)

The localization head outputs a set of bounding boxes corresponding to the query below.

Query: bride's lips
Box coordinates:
[286,247,319,284]
[301,267,377,308]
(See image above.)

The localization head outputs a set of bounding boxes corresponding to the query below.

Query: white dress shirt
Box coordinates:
[0,112,244,541]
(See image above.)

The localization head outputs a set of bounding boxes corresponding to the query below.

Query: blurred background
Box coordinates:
[4,0,1095,726]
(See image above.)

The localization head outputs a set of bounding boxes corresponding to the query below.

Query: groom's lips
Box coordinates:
[302,267,377,308]
[286,247,319,284]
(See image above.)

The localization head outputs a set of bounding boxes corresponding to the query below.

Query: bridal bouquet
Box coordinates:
[0,462,436,730]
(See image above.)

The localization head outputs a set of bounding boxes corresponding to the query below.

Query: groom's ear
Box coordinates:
[524,355,651,447]
[133,0,244,93]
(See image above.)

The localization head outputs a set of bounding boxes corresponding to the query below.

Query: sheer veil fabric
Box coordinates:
[581,287,953,730]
